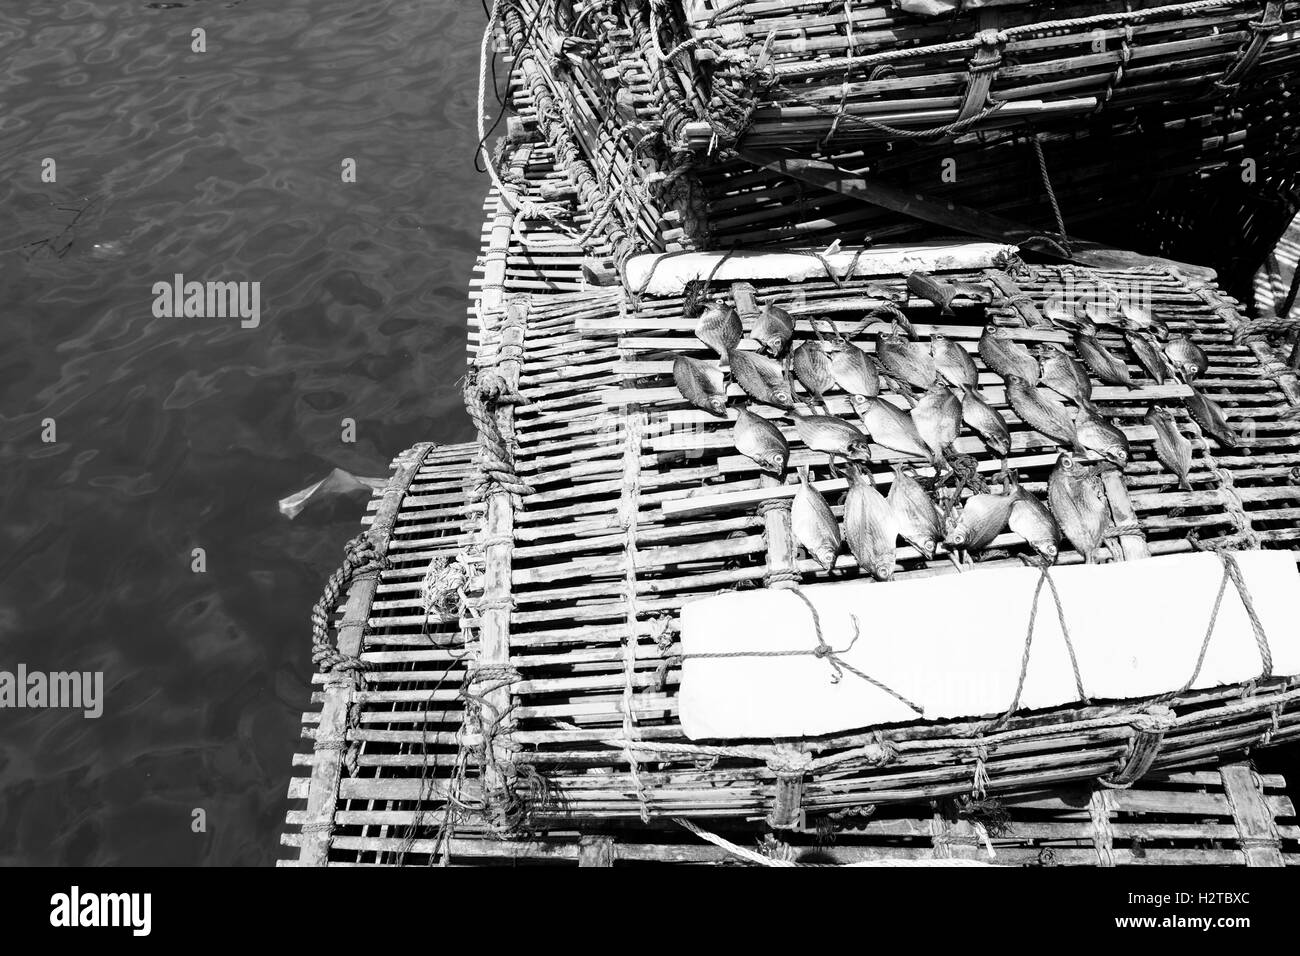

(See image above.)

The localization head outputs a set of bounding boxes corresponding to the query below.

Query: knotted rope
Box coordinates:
[422,553,474,620]
[678,587,926,716]
[477,0,573,231]
[465,371,534,506]
[310,532,382,679]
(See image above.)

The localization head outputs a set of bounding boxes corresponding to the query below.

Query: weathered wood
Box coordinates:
[297,442,435,866]
[472,296,530,802]
[1221,761,1285,867]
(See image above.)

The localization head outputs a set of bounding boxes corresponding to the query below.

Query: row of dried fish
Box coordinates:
[790,450,1116,580]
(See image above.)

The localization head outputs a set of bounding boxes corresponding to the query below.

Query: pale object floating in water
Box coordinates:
[279,468,387,519]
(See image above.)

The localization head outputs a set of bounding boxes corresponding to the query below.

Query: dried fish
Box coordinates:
[888,465,943,560]
[792,467,841,571]
[1074,403,1130,467]
[960,387,1011,458]
[753,302,794,357]
[931,333,978,388]
[1145,405,1192,490]
[673,355,727,415]
[1119,301,1169,339]
[912,382,961,461]
[1038,343,1091,405]
[1184,387,1239,448]
[1043,294,1084,329]
[695,302,741,358]
[734,408,789,476]
[1007,376,1077,446]
[857,397,931,461]
[792,413,872,462]
[727,349,794,408]
[876,333,937,389]
[1082,295,1122,326]
[1047,452,1108,563]
[844,468,899,581]
[978,327,1040,384]
[1125,330,1173,385]
[1009,485,1061,562]
[791,340,835,407]
[1165,333,1209,383]
[946,491,1013,554]
[1074,332,1133,387]
[906,270,957,316]
[830,342,880,397]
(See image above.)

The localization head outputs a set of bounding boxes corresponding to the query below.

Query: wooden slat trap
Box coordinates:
[282,759,1298,866]
[279,1,1300,866]
[672,0,1300,151]
[282,241,1300,864]
[485,0,1300,298]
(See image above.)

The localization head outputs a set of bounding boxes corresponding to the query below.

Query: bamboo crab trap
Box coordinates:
[282,231,1300,865]
[491,0,1300,287]
[669,0,1300,152]
[278,2,1300,867]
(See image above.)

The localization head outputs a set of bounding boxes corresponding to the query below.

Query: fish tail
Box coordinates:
[1179,476,1192,491]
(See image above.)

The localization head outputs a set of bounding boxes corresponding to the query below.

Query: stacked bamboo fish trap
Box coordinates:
[672,0,1300,151]
[280,0,1300,865]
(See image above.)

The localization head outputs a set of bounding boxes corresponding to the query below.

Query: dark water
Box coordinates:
[0,0,483,864]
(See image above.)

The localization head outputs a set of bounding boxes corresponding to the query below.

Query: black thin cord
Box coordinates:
[472,0,558,173]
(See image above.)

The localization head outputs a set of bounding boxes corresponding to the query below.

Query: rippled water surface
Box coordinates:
[0,0,483,864]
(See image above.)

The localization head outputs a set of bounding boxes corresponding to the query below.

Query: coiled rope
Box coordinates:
[310,533,382,678]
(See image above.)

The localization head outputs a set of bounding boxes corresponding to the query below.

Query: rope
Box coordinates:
[1182,410,1260,548]
[674,817,997,867]
[422,553,474,620]
[1232,309,1300,343]
[774,80,1008,140]
[310,533,382,678]
[476,0,570,228]
[1094,22,1135,111]
[465,370,534,506]
[1168,548,1275,696]
[987,562,1089,732]
[771,0,1254,79]
[679,587,926,716]
[1031,133,1072,255]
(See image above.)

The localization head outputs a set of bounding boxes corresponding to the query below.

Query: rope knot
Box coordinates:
[766,751,814,778]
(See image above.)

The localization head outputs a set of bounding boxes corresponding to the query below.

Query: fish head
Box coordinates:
[917,537,937,561]
[943,511,967,547]
[816,547,838,571]
[708,396,728,415]
[761,451,787,475]
[1055,450,1080,474]
[872,560,895,581]
[773,386,795,407]
[846,439,873,462]
[1101,444,1128,467]
[1038,541,1059,562]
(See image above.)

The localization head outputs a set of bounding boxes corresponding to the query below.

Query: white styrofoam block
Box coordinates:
[678,550,1299,740]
